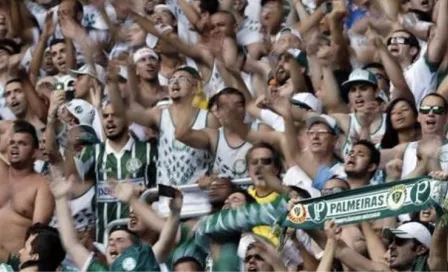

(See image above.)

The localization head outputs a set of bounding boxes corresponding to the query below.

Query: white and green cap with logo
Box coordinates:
[306,114,339,135]
[66,99,96,126]
[342,68,378,91]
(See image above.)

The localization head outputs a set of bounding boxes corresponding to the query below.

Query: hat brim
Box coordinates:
[341,79,377,91]
[70,70,105,85]
[383,228,414,240]
[306,116,338,135]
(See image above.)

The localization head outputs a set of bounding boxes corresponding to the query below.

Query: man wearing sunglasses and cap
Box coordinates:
[386,0,448,105]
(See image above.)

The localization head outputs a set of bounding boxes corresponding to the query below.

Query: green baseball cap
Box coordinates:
[341,68,378,91]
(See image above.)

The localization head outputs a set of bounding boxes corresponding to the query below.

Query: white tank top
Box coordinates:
[401,141,448,178]
[342,113,386,158]
[212,128,252,179]
[157,108,212,185]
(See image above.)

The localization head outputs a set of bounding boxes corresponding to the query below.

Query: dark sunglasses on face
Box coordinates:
[290,100,312,111]
[392,237,411,246]
[419,105,445,115]
[321,186,348,196]
[387,36,413,46]
[244,254,264,263]
[250,157,273,166]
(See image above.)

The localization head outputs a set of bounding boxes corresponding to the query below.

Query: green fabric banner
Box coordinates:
[282,176,448,229]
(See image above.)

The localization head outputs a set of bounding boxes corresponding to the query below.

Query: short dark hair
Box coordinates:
[420,93,448,113]
[246,142,282,173]
[23,223,66,271]
[261,0,282,6]
[289,186,312,199]
[215,87,246,109]
[5,78,22,87]
[49,39,65,49]
[199,0,219,14]
[390,29,421,61]
[354,140,380,167]
[13,120,39,149]
[173,257,204,271]
[109,225,140,245]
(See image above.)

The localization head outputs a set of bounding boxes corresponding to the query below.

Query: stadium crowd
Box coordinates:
[0,0,447,271]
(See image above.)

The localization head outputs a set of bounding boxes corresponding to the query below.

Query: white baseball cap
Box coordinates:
[71,64,106,85]
[306,114,339,135]
[384,222,432,248]
[291,93,322,113]
[146,24,173,49]
[342,68,378,91]
[133,47,159,63]
[275,27,302,42]
[66,99,96,126]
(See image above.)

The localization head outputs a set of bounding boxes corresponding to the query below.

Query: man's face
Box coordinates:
[18,234,39,264]
[50,42,68,74]
[344,144,374,179]
[248,147,278,187]
[210,13,236,39]
[348,83,377,111]
[223,192,247,209]
[127,23,146,48]
[102,104,128,140]
[306,123,336,154]
[208,178,233,206]
[5,81,28,117]
[0,49,10,70]
[217,94,245,123]
[387,31,417,64]
[168,71,196,101]
[174,260,201,272]
[151,9,176,27]
[275,54,292,85]
[386,238,422,270]
[74,75,90,99]
[8,132,36,168]
[128,208,145,233]
[244,247,274,272]
[367,67,389,92]
[418,95,447,135]
[0,11,8,38]
[276,33,302,52]
[261,1,283,32]
[43,50,57,75]
[410,0,434,13]
[136,55,160,81]
[233,0,248,13]
[106,230,134,265]
[321,178,350,196]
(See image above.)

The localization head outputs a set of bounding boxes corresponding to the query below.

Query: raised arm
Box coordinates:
[426,0,448,66]
[51,176,91,269]
[317,220,340,271]
[22,73,48,121]
[360,221,387,263]
[174,109,216,152]
[152,190,183,263]
[33,178,55,224]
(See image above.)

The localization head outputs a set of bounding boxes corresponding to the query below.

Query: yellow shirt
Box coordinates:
[247,187,280,246]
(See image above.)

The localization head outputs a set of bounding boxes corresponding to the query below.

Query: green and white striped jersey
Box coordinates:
[75,136,157,242]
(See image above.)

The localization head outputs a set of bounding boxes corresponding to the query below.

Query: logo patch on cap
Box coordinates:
[75,106,83,114]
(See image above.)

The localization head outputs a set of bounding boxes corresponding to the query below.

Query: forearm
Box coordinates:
[329,19,350,69]
[153,212,181,263]
[65,39,76,70]
[360,222,387,263]
[8,0,23,38]
[427,0,448,65]
[336,243,390,272]
[428,222,448,271]
[177,0,201,30]
[44,116,60,163]
[23,76,48,121]
[29,36,48,85]
[321,66,348,114]
[296,4,326,36]
[293,0,310,21]
[282,113,302,168]
[108,79,125,114]
[317,239,337,271]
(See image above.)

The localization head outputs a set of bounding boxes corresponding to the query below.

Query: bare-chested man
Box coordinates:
[0,120,54,257]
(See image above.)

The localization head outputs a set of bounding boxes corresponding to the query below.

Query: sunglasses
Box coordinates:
[419,105,445,115]
[291,101,312,111]
[244,254,264,263]
[392,237,412,246]
[250,157,273,165]
[387,36,413,46]
[321,186,348,196]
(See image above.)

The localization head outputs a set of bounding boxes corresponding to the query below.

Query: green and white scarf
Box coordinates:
[196,176,448,242]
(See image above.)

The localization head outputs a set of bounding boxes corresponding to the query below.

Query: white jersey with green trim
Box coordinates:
[212,128,252,179]
[157,108,212,185]
[342,113,386,158]
[75,137,157,242]
[401,140,448,179]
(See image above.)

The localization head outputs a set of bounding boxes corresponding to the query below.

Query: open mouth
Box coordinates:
[355,99,365,108]
[425,119,436,128]
[109,249,119,260]
[421,0,429,8]
[248,266,258,272]
[106,124,117,134]
[11,101,20,110]
[58,60,66,69]
[10,149,19,159]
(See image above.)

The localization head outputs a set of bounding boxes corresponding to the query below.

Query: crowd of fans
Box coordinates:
[0,0,447,271]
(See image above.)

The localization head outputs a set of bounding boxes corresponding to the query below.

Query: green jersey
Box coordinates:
[76,137,157,242]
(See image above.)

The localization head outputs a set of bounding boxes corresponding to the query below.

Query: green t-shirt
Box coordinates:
[411,255,430,272]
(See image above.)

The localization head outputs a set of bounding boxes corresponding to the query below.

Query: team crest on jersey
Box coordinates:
[122,257,136,271]
[440,151,448,162]
[232,159,247,175]
[126,158,143,174]
[172,139,187,151]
